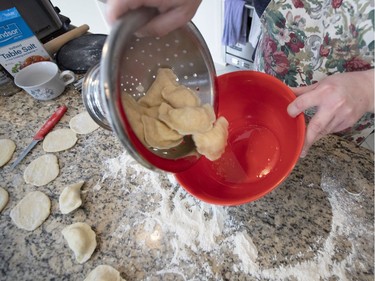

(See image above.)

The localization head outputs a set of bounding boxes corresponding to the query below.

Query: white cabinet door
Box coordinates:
[192,0,225,65]
[50,0,110,34]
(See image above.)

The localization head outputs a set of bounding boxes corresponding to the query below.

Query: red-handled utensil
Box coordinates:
[10,105,68,170]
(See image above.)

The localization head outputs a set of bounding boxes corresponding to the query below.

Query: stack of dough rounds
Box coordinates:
[0,139,16,167]
[122,67,229,161]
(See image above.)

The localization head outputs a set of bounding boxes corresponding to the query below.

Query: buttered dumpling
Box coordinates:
[193,116,229,161]
[140,106,159,119]
[59,181,84,214]
[141,115,183,149]
[138,68,179,107]
[159,102,216,135]
[122,94,145,143]
[161,85,201,108]
[62,222,97,264]
[120,67,229,161]
[84,265,126,281]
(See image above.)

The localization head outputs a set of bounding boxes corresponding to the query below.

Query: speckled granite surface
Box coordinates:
[0,85,374,281]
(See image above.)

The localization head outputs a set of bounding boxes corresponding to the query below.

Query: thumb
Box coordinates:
[287,97,304,118]
[290,84,318,96]
[287,84,320,117]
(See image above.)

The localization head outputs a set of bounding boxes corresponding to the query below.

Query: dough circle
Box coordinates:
[84,265,125,281]
[69,111,99,134]
[23,154,59,186]
[0,187,9,213]
[43,129,78,152]
[10,191,51,231]
[62,222,97,264]
[0,139,16,167]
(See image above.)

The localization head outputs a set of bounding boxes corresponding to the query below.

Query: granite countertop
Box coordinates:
[0,85,374,281]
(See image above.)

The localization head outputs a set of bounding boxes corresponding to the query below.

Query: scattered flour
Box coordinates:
[101,152,372,280]
[230,231,259,274]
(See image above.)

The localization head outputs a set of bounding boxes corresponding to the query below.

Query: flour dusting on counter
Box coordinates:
[101,152,373,280]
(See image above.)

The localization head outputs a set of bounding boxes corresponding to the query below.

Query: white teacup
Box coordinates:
[14,61,75,101]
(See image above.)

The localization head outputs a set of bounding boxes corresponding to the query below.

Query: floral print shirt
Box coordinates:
[254,0,374,144]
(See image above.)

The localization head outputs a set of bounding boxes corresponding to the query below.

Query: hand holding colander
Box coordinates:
[82,7,217,172]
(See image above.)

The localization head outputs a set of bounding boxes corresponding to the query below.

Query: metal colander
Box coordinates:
[83,7,217,172]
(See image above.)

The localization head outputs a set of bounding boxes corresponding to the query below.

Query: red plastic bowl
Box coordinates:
[175,71,305,206]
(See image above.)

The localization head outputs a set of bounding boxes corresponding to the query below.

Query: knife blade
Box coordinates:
[10,105,68,170]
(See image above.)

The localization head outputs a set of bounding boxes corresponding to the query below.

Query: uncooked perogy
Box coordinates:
[84,265,126,281]
[59,181,84,214]
[62,222,97,264]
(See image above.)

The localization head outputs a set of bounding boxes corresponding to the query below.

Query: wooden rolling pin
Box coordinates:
[44,24,90,56]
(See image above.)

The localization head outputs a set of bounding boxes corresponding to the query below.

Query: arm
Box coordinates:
[287,69,374,157]
[106,0,202,37]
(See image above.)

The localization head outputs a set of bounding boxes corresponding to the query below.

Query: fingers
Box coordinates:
[289,83,318,96]
[300,110,339,158]
[106,0,202,37]
[287,95,313,118]
[106,0,132,24]
[287,84,324,118]
[106,0,159,24]
[136,6,193,37]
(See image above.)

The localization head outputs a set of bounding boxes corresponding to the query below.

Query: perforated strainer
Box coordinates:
[82,7,217,173]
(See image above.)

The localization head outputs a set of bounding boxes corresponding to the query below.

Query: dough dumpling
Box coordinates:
[193,116,229,161]
[141,115,183,149]
[140,106,159,119]
[159,103,216,135]
[59,181,84,214]
[122,94,145,143]
[84,265,126,281]
[138,68,179,107]
[161,85,200,108]
[62,222,97,264]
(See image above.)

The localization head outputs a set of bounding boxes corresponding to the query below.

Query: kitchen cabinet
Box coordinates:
[192,0,226,65]
[50,0,110,34]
